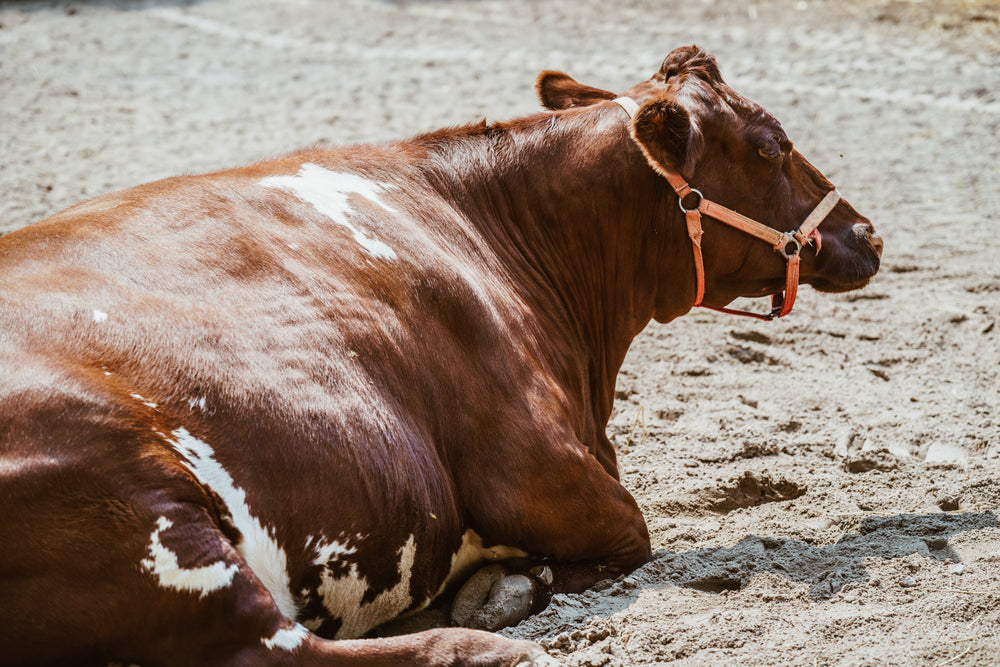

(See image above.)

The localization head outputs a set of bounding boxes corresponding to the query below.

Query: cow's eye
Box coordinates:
[757,145,781,160]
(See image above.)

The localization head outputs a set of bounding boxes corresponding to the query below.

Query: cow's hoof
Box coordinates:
[514,647,561,666]
[530,564,553,586]
[452,564,540,631]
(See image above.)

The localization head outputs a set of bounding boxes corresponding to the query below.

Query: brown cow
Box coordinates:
[0,46,881,666]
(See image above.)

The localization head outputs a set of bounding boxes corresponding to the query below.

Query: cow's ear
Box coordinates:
[536,71,616,110]
[630,97,703,177]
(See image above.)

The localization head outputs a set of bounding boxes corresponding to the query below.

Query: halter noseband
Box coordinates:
[613,96,840,321]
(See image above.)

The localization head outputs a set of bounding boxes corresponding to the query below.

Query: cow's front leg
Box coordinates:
[453,443,651,630]
[450,562,551,631]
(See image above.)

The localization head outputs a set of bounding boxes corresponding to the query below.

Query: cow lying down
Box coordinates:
[0,46,882,666]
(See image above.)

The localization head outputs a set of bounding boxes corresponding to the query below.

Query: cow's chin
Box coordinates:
[806,250,882,294]
[807,274,876,294]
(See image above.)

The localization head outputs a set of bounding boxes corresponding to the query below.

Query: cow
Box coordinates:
[0,45,882,666]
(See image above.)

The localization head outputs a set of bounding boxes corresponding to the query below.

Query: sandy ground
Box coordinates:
[2,0,999,665]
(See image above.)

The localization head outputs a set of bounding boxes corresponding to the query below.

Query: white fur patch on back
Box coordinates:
[261,623,309,651]
[315,534,417,639]
[141,516,239,598]
[168,428,299,620]
[259,163,398,260]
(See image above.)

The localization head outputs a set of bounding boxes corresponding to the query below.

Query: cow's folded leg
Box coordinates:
[450,447,652,631]
[450,563,547,631]
[450,558,626,632]
[458,440,654,630]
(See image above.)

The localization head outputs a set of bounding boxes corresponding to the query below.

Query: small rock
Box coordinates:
[888,442,912,458]
[938,495,961,511]
[924,442,969,464]
[834,429,857,458]
[950,564,965,575]
[899,576,917,588]
[585,626,611,642]
[844,449,898,473]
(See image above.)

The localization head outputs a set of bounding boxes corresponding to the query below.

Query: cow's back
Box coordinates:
[0,150,533,640]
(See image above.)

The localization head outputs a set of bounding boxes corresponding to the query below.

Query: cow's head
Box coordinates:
[537,45,883,318]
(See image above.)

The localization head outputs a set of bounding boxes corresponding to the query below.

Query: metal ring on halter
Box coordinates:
[677,188,704,213]
[776,232,802,259]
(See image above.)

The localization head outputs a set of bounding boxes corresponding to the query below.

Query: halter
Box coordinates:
[613,96,841,321]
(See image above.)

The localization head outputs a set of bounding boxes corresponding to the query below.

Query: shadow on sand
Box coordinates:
[653,510,998,600]
[496,510,998,642]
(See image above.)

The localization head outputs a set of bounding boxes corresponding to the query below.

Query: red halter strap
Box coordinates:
[613,97,841,321]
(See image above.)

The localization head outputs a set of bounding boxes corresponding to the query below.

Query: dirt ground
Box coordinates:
[2,0,998,665]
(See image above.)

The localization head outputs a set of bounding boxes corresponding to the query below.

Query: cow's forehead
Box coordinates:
[675,74,785,139]
[743,105,786,137]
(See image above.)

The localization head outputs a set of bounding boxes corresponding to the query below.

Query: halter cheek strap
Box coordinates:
[613,96,841,321]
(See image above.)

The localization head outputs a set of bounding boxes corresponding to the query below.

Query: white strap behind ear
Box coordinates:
[613,96,640,119]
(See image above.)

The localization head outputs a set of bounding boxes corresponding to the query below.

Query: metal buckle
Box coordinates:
[677,188,704,213]
[776,232,802,259]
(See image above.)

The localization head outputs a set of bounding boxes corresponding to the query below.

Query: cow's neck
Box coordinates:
[420,108,693,477]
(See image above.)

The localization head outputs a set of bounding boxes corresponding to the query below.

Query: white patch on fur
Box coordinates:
[92,309,108,323]
[316,534,417,639]
[141,516,238,598]
[130,393,158,408]
[187,396,208,412]
[310,534,358,566]
[168,428,299,619]
[259,163,398,260]
[261,623,309,651]
[436,529,530,599]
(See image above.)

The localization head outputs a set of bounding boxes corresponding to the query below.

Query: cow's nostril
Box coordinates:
[853,223,882,258]
[870,233,884,258]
